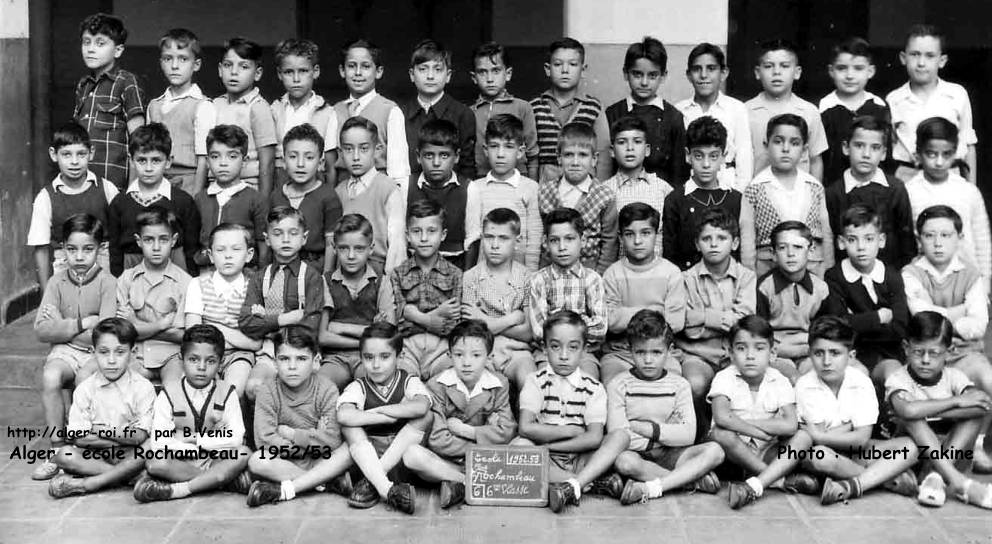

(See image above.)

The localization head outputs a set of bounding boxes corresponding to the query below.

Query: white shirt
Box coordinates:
[676,92,753,191]
[126,179,173,200]
[275,91,339,154]
[818,90,886,114]
[151,84,217,156]
[151,377,245,451]
[707,366,795,448]
[902,255,988,340]
[885,365,973,403]
[417,92,444,113]
[345,90,410,185]
[751,167,816,222]
[337,373,432,408]
[886,79,977,162]
[843,168,889,194]
[435,368,503,400]
[796,367,878,430]
[558,176,593,208]
[27,172,119,246]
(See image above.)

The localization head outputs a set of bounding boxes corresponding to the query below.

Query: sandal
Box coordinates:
[954,479,992,510]
[917,472,946,507]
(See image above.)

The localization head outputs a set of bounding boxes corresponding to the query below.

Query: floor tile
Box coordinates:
[0,483,80,519]
[807,518,949,544]
[555,518,688,544]
[298,519,435,544]
[48,520,176,544]
[795,491,923,518]
[66,487,191,518]
[169,519,300,544]
[685,518,814,544]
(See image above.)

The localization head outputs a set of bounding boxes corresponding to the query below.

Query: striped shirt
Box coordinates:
[74,67,146,187]
[603,169,674,258]
[464,170,543,271]
[184,272,248,329]
[527,262,607,345]
[519,367,606,427]
[607,369,695,451]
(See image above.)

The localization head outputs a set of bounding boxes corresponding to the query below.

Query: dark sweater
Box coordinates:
[194,186,268,250]
[401,94,477,180]
[662,187,743,270]
[407,175,469,254]
[269,182,343,255]
[107,189,200,277]
[820,98,894,185]
[824,174,916,269]
[605,99,688,186]
[822,262,908,367]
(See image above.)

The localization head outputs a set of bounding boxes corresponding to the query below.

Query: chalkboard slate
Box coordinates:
[465,445,549,507]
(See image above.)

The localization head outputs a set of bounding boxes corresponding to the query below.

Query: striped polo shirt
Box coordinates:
[518,367,606,427]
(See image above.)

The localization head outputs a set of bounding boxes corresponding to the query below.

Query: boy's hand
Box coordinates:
[39,304,57,320]
[877,308,893,324]
[438,298,460,321]
[276,425,295,440]
[80,315,100,330]
[278,309,306,326]
[460,303,486,321]
[958,389,992,411]
[446,417,473,438]
[424,309,450,335]
[628,420,653,439]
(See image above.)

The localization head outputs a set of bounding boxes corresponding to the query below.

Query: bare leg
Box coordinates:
[570,429,628,487]
[709,427,770,476]
[53,445,145,492]
[41,358,75,448]
[344,427,394,498]
[401,444,464,482]
[223,360,252,399]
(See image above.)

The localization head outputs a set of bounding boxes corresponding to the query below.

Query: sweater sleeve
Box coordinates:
[253,383,288,448]
[596,198,619,275]
[475,384,517,446]
[34,281,78,343]
[292,384,342,449]
[178,193,201,277]
[659,379,696,447]
[108,197,125,277]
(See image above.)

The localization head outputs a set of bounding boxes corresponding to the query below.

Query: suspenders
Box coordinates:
[261,261,308,310]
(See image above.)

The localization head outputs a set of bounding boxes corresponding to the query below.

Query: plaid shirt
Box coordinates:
[538,176,619,273]
[74,67,146,187]
[604,169,674,258]
[527,262,607,345]
[388,257,463,336]
[462,261,530,318]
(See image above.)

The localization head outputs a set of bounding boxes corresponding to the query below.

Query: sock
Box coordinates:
[566,478,582,500]
[645,479,664,499]
[280,480,296,501]
[745,476,764,497]
[846,477,863,498]
[171,482,191,499]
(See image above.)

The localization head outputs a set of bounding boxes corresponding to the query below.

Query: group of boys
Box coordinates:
[25,12,992,514]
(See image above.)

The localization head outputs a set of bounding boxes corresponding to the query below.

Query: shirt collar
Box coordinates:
[67,263,103,286]
[224,87,261,105]
[561,368,590,388]
[817,90,886,113]
[85,66,119,84]
[911,254,967,281]
[890,79,956,105]
[330,264,378,283]
[684,176,731,194]
[126,179,172,199]
[158,83,207,103]
[93,367,135,387]
[273,257,303,277]
[484,169,521,187]
[436,368,503,398]
[473,90,514,107]
[417,92,445,113]
[561,176,593,194]
[210,270,247,293]
[679,92,727,112]
[53,170,100,191]
[278,91,325,110]
[752,166,817,187]
[771,268,814,294]
[541,90,596,109]
[135,260,184,281]
[730,364,784,386]
[841,258,886,284]
[349,89,379,110]
[349,167,379,190]
[206,180,247,196]
[698,259,743,280]
[550,261,586,279]
[417,172,459,189]
[843,168,888,193]
[281,180,322,199]
[625,95,666,111]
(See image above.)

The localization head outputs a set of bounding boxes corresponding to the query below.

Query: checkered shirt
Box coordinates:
[527,262,607,345]
[390,257,463,336]
[74,67,146,187]
[538,177,616,266]
[462,261,531,318]
[604,170,673,257]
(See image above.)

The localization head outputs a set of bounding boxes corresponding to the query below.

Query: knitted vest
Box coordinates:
[533,367,599,426]
[335,172,395,264]
[214,92,267,178]
[197,274,246,328]
[162,378,237,437]
[358,370,412,436]
[262,261,308,310]
[326,273,380,325]
[745,180,827,247]
[45,182,110,246]
[903,262,983,350]
[333,95,396,171]
[148,95,203,169]
[538,178,615,266]
[530,94,603,165]
[271,96,334,160]
[406,176,468,253]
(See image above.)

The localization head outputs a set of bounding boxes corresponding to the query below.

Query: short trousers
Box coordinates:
[46,343,94,373]
[549,451,591,474]
[322,350,362,375]
[399,333,451,378]
[635,444,690,470]
[490,336,534,376]
[220,349,255,375]
[135,342,180,370]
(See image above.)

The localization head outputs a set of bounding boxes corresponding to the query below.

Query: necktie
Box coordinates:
[267,265,286,314]
[347,100,360,117]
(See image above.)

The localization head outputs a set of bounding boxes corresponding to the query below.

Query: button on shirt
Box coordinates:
[66,370,156,435]
[676,92,753,190]
[886,79,977,162]
[795,367,878,430]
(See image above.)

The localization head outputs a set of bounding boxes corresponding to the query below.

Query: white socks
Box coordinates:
[280,480,296,501]
[745,477,764,497]
[645,479,664,498]
[566,478,582,499]
[171,482,191,499]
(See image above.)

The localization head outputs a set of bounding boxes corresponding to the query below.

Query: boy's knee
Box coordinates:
[700,441,726,464]
[613,451,640,475]
[805,445,838,473]
[53,445,80,469]
[247,450,268,472]
[401,445,429,470]
[510,437,534,446]
[145,458,170,477]
[708,427,735,446]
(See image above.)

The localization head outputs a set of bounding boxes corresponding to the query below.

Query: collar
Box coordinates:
[278,91,326,110]
[279,374,318,405]
[907,364,943,387]
[93,368,134,387]
[223,87,261,105]
[752,166,817,187]
[134,260,184,281]
[678,92,727,112]
[560,367,589,388]
[561,176,593,194]
[843,168,888,193]
[330,264,378,284]
[802,366,863,394]
[272,257,303,277]
[729,364,784,386]
[631,367,668,382]
[53,170,100,191]
[210,270,247,293]
[348,167,379,189]
[281,180,322,199]
[911,255,967,281]
[157,83,207,103]
[541,90,595,108]
[616,168,648,186]
[348,90,379,110]
[84,65,119,84]
[841,258,886,284]
[126,179,172,199]
[625,95,666,111]
[416,172,459,189]
[206,180,247,196]
[818,90,886,113]
[889,79,956,105]
[436,368,503,398]
[66,263,103,286]
[399,255,456,277]
[684,177,731,194]
[484,169,521,187]
[473,90,515,107]
[417,92,445,113]
[771,268,814,294]
[698,259,742,280]
[549,261,586,279]
[477,260,527,285]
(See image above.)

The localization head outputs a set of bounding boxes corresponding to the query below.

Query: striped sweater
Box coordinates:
[606,369,695,450]
[196,274,247,329]
[530,92,604,165]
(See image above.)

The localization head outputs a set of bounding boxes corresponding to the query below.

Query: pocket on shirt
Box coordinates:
[432,274,458,297]
[93,99,124,129]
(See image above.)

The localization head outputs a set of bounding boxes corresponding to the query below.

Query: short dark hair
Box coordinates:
[626,309,674,347]
[548,37,585,63]
[160,28,201,58]
[62,213,105,245]
[283,123,325,153]
[543,207,584,235]
[619,202,660,232]
[905,24,945,52]
[274,324,319,355]
[831,36,873,64]
[694,207,739,239]
[729,314,774,344]
[687,42,726,70]
[448,319,494,354]
[406,198,445,224]
[485,114,524,146]
[916,204,963,234]
[766,113,808,144]
[80,13,127,44]
[129,123,172,157]
[92,317,138,347]
[543,310,587,346]
[411,38,451,69]
[417,119,459,151]
[558,121,596,153]
[181,324,225,358]
[916,116,959,152]
[841,203,882,231]
[686,116,728,151]
[846,115,890,147]
[623,36,667,72]
[906,310,953,347]
[771,220,812,246]
[610,116,648,142]
[756,38,800,65]
[808,316,855,349]
[342,38,381,66]
[209,222,253,247]
[224,37,263,62]
[340,116,380,144]
[473,41,510,68]
[207,124,249,156]
[483,207,521,236]
[136,205,179,236]
[333,213,374,243]
[267,206,307,231]
[51,122,91,150]
[275,38,319,67]
[359,321,403,354]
